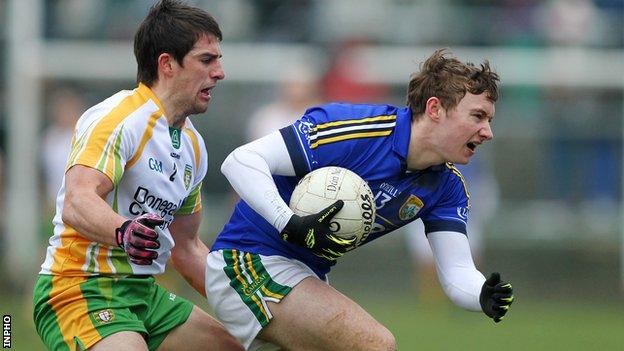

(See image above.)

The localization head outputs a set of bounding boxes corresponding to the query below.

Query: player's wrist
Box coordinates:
[115,220,129,247]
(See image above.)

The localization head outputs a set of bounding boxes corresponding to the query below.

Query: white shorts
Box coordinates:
[205,249,319,351]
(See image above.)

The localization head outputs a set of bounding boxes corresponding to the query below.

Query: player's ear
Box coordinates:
[157,53,176,78]
[424,97,442,122]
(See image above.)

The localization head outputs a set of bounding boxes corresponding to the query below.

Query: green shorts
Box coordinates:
[33,274,193,351]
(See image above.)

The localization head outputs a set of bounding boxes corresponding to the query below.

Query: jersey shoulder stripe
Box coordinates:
[445,162,471,206]
[70,88,161,183]
[125,111,161,170]
[183,128,201,169]
[309,114,397,149]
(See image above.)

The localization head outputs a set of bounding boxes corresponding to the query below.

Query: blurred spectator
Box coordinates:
[45,0,106,39]
[322,39,390,103]
[236,62,323,208]
[41,87,85,206]
[252,0,315,42]
[406,152,500,303]
[45,0,151,39]
[545,87,620,204]
[246,62,323,140]
[538,0,601,46]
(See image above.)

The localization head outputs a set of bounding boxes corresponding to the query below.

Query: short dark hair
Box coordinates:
[134,0,222,86]
[406,49,500,118]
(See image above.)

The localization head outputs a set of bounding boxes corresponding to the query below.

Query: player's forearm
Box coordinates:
[436,265,485,311]
[62,190,125,246]
[428,231,486,311]
[171,238,210,296]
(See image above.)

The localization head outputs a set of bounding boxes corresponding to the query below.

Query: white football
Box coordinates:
[289,166,376,245]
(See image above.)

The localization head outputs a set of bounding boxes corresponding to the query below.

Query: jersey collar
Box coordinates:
[137,83,166,116]
[392,107,412,161]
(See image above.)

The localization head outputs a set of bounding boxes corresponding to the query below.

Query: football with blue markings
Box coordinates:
[289,166,376,245]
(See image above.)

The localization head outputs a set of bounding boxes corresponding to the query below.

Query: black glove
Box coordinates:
[115,213,164,265]
[479,272,514,323]
[281,200,356,260]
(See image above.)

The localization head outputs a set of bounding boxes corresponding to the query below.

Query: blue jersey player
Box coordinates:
[206,49,514,351]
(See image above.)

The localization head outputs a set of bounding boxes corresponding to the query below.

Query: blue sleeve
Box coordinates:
[421,174,469,234]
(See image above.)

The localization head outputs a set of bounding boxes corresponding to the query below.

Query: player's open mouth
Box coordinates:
[467,142,477,151]
[200,87,212,99]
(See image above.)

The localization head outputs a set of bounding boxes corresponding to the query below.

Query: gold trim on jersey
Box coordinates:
[71,92,150,182]
[184,128,201,169]
[445,163,471,207]
[311,115,397,131]
[125,111,161,170]
[309,115,396,149]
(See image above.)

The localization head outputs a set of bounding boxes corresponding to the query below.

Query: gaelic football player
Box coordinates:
[33,1,242,350]
[207,49,514,350]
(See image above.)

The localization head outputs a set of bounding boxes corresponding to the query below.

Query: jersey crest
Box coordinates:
[399,194,424,220]
[184,164,193,190]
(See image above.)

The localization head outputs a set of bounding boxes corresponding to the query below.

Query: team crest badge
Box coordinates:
[399,195,424,221]
[93,309,115,324]
[184,164,193,190]
[169,127,181,149]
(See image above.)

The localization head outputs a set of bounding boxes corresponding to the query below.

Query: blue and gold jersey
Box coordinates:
[213,103,470,278]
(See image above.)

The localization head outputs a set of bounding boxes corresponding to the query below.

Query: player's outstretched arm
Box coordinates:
[428,231,514,322]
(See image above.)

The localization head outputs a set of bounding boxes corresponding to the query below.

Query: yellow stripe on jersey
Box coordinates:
[72,91,149,184]
[184,128,201,169]
[95,245,113,275]
[125,112,161,170]
[50,227,84,275]
[49,276,100,348]
[72,98,132,180]
[312,115,397,131]
[49,225,116,276]
[66,121,95,171]
[137,83,166,112]
[310,130,393,149]
[445,163,471,207]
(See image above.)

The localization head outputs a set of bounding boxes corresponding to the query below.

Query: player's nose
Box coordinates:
[211,61,225,81]
[480,123,493,141]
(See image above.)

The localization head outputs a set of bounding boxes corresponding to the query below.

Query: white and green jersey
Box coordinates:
[40,83,208,276]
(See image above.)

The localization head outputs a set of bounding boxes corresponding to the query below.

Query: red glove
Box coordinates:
[115,213,164,265]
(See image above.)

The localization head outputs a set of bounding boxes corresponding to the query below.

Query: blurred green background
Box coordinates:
[1,0,623,350]
[3,229,624,350]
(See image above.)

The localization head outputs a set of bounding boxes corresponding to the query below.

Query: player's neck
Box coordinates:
[150,84,187,128]
[406,119,444,170]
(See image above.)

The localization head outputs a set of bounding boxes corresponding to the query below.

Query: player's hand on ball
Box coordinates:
[479,272,514,323]
[281,200,356,260]
[115,213,164,265]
